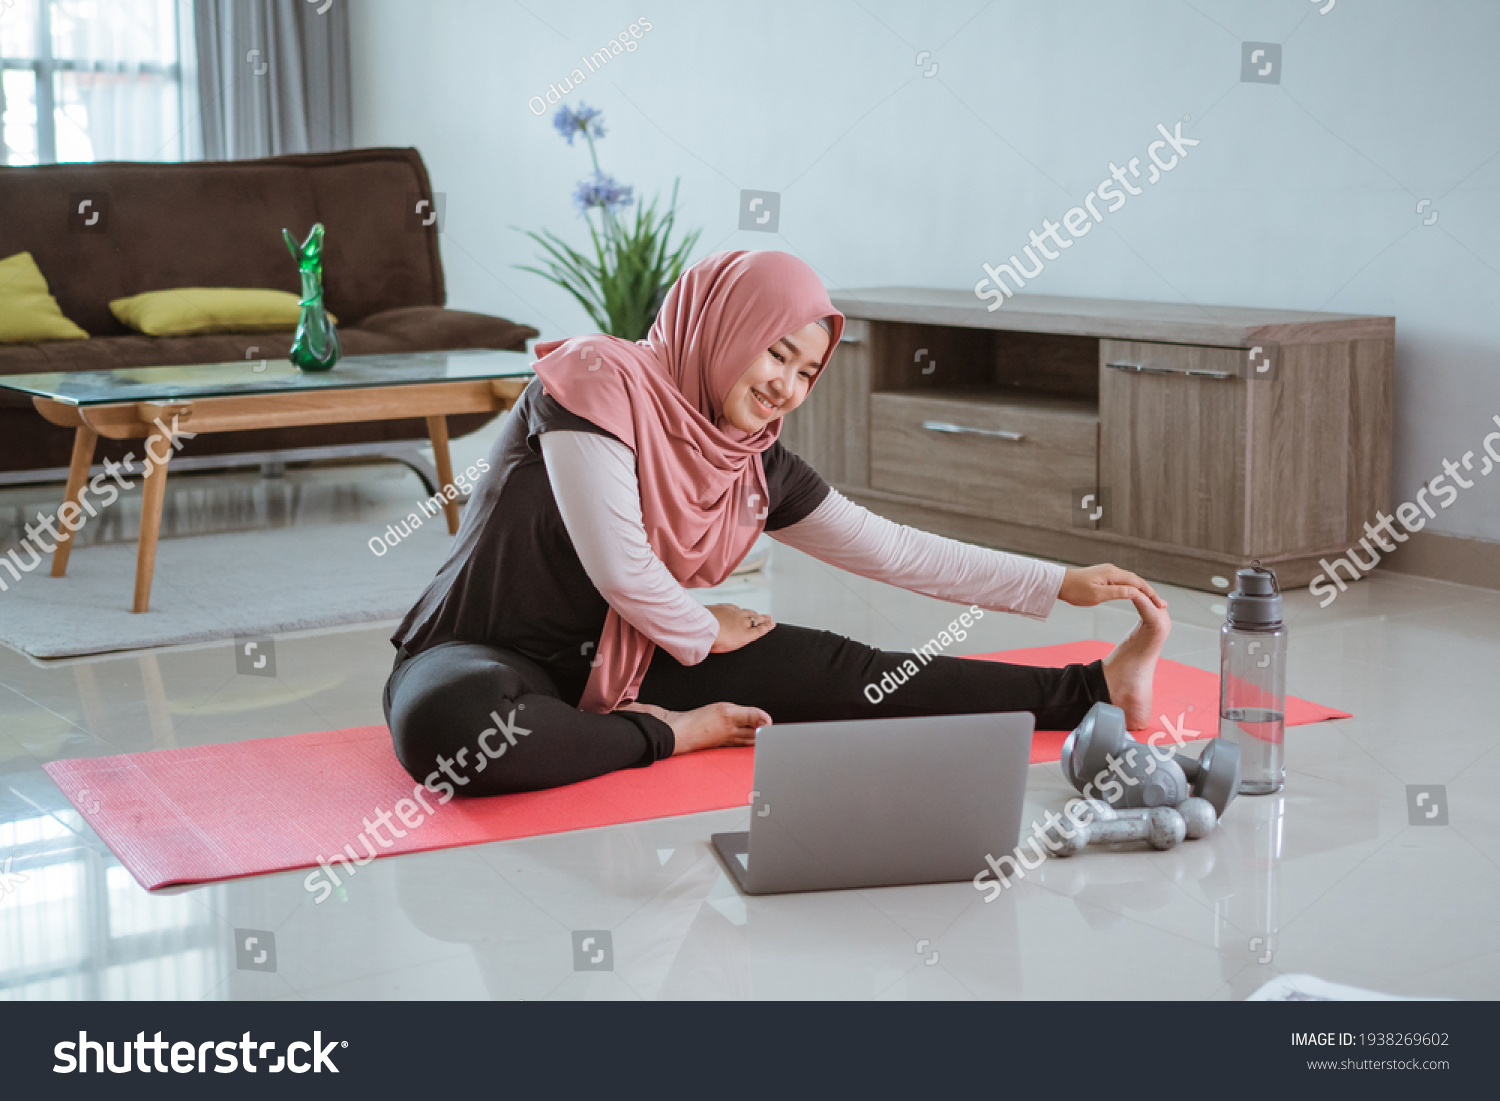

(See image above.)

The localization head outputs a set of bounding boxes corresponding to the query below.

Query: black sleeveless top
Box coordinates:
[390,377,831,705]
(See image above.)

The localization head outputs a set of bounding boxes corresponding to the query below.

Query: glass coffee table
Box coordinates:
[0,349,535,613]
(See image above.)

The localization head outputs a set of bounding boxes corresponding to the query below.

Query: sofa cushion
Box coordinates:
[355,305,540,351]
[0,252,90,343]
[109,287,337,336]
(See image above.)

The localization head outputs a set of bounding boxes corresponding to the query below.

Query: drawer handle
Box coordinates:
[1105,361,1174,375]
[921,420,1025,442]
[1107,361,1235,380]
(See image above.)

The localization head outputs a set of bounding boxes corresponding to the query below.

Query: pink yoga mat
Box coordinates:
[45,641,1349,890]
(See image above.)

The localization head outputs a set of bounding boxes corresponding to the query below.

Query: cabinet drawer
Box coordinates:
[869,392,1098,529]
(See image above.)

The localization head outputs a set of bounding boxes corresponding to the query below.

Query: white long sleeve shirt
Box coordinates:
[539,430,1066,665]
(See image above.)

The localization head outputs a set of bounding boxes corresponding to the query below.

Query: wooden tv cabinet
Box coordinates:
[780,288,1394,592]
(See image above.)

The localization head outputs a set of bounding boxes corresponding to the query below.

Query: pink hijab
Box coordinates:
[530,250,845,713]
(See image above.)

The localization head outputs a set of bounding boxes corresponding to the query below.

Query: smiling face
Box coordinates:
[719,320,832,433]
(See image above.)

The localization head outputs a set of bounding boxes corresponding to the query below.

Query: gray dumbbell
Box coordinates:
[1067,798,1118,824]
[1063,796,1213,839]
[1110,796,1217,840]
[1171,740,1242,819]
[1049,806,1186,857]
[1060,703,1188,809]
[1062,702,1241,817]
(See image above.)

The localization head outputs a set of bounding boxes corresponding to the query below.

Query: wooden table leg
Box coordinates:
[51,425,99,578]
[426,414,461,535]
[132,425,174,614]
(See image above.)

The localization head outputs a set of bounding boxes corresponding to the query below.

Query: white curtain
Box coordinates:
[0,0,199,163]
[45,0,200,162]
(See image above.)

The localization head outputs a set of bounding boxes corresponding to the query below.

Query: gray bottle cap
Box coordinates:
[1227,565,1283,629]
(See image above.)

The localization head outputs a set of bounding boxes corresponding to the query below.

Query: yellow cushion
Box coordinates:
[0,251,90,343]
[108,287,338,336]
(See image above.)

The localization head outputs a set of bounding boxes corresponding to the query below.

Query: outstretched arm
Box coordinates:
[540,430,774,662]
[768,489,1163,615]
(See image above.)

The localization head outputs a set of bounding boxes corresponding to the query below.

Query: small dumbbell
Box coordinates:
[1049,806,1185,857]
[1066,796,1215,839]
[1109,796,1217,840]
[1067,798,1118,824]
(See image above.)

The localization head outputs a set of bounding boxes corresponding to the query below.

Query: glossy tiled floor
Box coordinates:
[2,426,1498,1000]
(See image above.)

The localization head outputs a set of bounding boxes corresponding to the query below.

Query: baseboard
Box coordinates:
[1377,529,1500,592]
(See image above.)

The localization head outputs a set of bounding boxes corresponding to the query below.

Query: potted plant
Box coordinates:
[516,103,701,341]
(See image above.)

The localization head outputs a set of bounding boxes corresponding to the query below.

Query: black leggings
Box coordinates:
[382,623,1109,797]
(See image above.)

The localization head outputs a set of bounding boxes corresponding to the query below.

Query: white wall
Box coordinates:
[350,0,1500,543]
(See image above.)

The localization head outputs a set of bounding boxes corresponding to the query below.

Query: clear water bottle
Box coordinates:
[1219,564,1287,794]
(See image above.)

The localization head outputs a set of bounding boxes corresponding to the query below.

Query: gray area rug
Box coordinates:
[0,518,455,660]
[0,521,775,661]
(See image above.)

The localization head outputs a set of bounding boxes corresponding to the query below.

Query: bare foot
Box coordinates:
[620,701,771,755]
[1100,589,1171,730]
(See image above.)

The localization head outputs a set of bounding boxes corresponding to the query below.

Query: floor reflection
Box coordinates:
[0,811,226,999]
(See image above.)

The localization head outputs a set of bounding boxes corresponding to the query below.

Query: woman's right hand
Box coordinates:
[1059,563,1167,609]
[706,603,777,653]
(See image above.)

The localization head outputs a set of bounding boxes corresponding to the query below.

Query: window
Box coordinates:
[0,0,196,165]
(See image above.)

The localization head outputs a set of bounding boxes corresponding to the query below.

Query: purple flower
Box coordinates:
[554,103,607,146]
[573,171,634,216]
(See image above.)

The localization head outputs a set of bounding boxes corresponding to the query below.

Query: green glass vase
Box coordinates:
[282,222,342,372]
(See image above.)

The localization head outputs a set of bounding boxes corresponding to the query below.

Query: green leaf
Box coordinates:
[514,177,702,340]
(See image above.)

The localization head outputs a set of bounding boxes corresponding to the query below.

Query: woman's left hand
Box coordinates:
[1058,563,1167,609]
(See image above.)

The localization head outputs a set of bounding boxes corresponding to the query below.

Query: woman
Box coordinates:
[384,250,1169,799]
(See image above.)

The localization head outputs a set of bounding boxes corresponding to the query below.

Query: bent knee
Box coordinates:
[386,652,538,787]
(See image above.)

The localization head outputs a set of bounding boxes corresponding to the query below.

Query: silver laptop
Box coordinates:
[711,711,1034,895]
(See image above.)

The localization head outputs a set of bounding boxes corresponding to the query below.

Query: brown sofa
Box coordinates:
[0,147,538,477]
